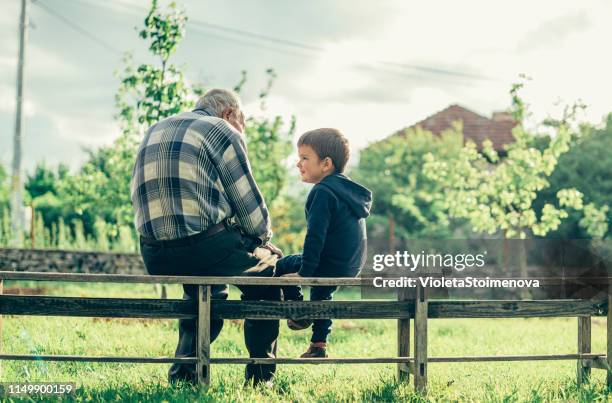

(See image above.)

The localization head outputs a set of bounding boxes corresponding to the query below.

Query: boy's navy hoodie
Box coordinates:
[298,173,372,277]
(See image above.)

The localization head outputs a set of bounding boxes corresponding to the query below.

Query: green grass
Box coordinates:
[1,281,611,402]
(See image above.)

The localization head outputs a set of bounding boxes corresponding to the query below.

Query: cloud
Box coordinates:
[0,55,16,75]
[0,1,18,33]
[271,34,493,107]
[46,111,120,146]
[516,11,590,52]
[189,0,404,45]
[1,0,611,173]
[0,82,38,117]
[27,44,83,79]
[0,107,120,172]
[248,86,457,152]
[0,112,76,171]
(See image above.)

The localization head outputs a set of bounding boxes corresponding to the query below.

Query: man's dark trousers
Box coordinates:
[140,225,281,384]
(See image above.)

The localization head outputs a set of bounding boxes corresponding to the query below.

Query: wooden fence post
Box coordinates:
[414,284,428,393]
[197,285,211,386]
[397,287,410,381]
[577,315,591,384]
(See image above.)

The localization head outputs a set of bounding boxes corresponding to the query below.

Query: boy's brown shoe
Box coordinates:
[287,319,312,330]
[300,343,328,358]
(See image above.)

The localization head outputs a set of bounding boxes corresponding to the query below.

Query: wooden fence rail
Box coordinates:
[0,271,610,394]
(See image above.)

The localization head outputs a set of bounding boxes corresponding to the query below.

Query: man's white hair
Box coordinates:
[195,88,242,117]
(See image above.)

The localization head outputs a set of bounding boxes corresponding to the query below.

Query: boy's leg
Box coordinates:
[310,286,338,343]
[275,254,304,301]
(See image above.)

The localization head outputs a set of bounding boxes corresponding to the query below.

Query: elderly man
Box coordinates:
[130,88,281,386]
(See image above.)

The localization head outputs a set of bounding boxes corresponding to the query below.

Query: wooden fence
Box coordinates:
[0,271,610,393]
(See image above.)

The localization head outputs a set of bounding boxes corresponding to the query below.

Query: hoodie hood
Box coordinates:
[319,173,372,218]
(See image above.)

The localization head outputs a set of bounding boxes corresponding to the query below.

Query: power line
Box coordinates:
[381,62,497,82]
[105,0,324,53]
[68,0,315,58]
[33,0,123,56]
[358,63,488,87]
[190,12,498,82]
[78,0,320,57]
[188,26,314,59]
[183,10,496,81]
[188,18,324,53]
[63,0,499,83]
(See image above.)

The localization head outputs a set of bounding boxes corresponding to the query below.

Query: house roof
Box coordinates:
[393,104,516,151]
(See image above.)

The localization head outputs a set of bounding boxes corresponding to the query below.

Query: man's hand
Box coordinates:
[262,242,283,258]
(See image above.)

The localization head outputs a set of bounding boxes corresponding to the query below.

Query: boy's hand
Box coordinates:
[263,242,284,258]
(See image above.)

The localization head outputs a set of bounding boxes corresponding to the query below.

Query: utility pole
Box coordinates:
[11,0,28,246]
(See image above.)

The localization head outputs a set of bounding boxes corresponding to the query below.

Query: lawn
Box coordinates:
[1,281,610,402]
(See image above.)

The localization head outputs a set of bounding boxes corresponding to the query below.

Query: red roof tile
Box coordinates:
[395,104,516,151]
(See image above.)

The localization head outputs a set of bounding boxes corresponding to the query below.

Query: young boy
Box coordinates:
[275,128,372,358]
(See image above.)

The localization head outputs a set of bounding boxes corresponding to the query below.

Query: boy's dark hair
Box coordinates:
[297,128,350,173]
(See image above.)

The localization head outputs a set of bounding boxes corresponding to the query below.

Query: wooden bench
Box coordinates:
[0,271,610,393]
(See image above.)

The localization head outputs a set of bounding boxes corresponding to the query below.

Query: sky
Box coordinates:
[1,0,611,172]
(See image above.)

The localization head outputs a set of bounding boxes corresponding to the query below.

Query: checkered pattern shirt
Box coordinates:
[130,108,272,242]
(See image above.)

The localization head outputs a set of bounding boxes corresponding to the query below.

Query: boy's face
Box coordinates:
[297,145,334,184]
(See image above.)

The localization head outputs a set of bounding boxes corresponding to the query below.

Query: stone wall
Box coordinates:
[0,248,145,274]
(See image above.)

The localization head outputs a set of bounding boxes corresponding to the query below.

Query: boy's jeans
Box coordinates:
[275,254,338,343]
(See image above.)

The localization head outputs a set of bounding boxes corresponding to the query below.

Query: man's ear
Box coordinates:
[222,107,232,120]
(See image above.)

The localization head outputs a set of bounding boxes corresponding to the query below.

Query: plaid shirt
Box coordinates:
[130,108,272,243]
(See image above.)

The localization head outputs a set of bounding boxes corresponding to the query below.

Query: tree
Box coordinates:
[23,163,70,230]
[115,0,194,137]
[25,162,68,199]
[242,69,299,253]
[55,0,294,251]
[422,81,608,240]
[245,69,295,204]
[533,114,612,239]
[0,163,10,212]
[55,0,194,243]
[0,164,11,245]
[355,125,465,244]
[420,81,609,296]
[269,184,308,255]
